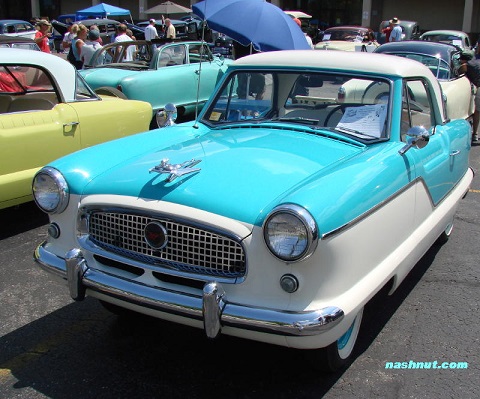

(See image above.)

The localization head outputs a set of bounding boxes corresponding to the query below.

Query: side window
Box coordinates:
[0,65,54,93]
[7,25,15,33]
[188,44,212,63]
[169,44,186,65]
[75,73,98,100]
[158,46,186,67]
[401,79,432,140]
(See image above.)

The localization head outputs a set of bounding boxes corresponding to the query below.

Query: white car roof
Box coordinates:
[233,50,436,79]
[421,30,467,37]
[285,11,312,19]
[0,48,77,101]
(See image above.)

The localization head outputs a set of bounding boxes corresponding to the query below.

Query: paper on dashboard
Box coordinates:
[336,104,387,137]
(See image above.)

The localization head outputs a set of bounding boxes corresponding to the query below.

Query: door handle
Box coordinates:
[449,150,460,156]
[63,122,79,127]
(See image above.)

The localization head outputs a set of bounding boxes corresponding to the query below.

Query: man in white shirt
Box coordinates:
[114,23,135,61]
[145,19,158,41]
[145,18,158,55]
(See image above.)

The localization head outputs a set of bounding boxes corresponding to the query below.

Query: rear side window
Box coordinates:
[0,65,54,93]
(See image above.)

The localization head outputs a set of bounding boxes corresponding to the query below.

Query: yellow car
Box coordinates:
[0,48,152,209]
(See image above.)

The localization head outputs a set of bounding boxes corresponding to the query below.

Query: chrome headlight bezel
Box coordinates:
[155,103,178,128]
[32,167,69,214]
[263,204,318,262]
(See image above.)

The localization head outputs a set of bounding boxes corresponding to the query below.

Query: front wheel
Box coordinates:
[308,307,364,372]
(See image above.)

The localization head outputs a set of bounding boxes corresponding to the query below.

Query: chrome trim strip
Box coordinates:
[34,243,68,279]
[78,236,243,285]
[322,169,473,240]
[322,178,421,240]
[34,243,344,337]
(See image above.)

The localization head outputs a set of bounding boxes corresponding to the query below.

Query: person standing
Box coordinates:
[114,23,135,61]
[293,18,314,49]
[81,29,103,67]
[382,21,393,43]
[144,18,158,54]
[459,52,480,142]
[145,18,158,41]
[165,18,176,40]
[475,36,480,60]
[89,25,103,45]
[71,24,88,69]
[62,23,76,54]
[34,19,52,53]
[389,17,402,42]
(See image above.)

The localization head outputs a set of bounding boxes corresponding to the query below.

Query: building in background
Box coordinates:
[1,1,480,39]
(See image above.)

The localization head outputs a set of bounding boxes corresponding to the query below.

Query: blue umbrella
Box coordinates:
[192,0,311,52]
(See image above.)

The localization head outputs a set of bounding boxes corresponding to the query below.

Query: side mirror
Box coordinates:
[155,103,177,127]
[398,126,430,155]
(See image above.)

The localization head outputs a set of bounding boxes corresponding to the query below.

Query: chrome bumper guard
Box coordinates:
[35,243,344,338]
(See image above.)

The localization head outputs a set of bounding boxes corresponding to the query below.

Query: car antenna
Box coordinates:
[193,6,211,130]
[192,42,204,130]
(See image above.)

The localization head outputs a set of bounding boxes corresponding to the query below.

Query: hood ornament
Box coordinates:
[149,158,202,182]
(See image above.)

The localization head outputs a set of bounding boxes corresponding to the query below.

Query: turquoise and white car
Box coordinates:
[80,40,233,126]
[33,50,473,371]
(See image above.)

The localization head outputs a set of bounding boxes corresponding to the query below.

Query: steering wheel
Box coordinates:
[324,105,345,127]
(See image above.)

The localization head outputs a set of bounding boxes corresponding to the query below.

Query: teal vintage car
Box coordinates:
[80,40,233,126]
[34,50,473,372]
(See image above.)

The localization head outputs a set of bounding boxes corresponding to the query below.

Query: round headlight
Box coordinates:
[32,167,69,214]
[263,204,318,262]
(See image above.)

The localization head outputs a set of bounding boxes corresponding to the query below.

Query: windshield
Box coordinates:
[322,29,364,42]
[202,71,391,140]
[422,34,463,48]
[89,41,153,68]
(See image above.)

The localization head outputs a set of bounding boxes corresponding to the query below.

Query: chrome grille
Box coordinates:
[88,211,246,278]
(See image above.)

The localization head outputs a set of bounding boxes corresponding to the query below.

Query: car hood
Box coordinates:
[62,124,365,225]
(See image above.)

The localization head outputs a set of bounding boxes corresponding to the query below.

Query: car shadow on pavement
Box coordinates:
[0,240,443,399]
[0,202,48,240]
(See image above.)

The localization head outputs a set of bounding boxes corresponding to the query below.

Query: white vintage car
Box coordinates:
[314,26,375,51]
[420,29,475,58]
[34,50,473,372]
[338,41,475,123]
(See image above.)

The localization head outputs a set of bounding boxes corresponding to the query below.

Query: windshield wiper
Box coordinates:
[334,126,378,139]
[271,116,319,125]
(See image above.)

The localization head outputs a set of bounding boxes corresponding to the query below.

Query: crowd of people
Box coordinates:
[61,16,176,69]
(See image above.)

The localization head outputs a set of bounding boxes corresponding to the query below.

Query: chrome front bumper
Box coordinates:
[34,242,344,338]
